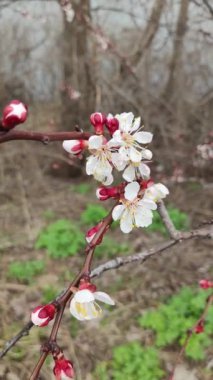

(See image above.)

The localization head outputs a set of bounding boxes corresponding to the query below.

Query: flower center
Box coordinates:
[122,132,134,146]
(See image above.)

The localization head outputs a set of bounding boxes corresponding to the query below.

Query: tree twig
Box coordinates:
[0,130,90,144]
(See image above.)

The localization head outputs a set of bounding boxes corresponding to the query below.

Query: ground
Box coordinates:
[0,139,212,380]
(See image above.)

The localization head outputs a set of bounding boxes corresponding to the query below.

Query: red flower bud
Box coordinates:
[199,279,213,289]
[85,222,103,245]
[195,320,204,334]
[96,185,120,201]
[53,354,74,380]
[1,100,28,129]
[106,114,119,135]
[31,304,56,327]
[90,112,106,135]
[62,139,87,155]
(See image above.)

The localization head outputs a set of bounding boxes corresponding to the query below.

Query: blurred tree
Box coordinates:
[61,0,95,130]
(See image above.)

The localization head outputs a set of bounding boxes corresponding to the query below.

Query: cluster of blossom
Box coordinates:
[31,279,114,379]
[63,112,169,233]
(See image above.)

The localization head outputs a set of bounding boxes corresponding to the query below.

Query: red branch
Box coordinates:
[29,205,114,380]
[0,130,90,144]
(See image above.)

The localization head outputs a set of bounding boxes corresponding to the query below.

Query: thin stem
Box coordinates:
[29,205,115,379]
[0,130,90,144]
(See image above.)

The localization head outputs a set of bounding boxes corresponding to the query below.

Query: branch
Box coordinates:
[1,223,212,362]
[29,205,114,379]
[157,200,180,240]
[0,130,90,144]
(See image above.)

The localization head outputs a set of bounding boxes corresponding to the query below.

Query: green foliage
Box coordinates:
[80,204,107,226]
[42,286,58,304]
[35,219,85,259]
[147,206,189,236]
[72,183,92,195]
[95,237,129,258]
[139,287,213,360]
[8,260,45,283]
[94,343,164,380]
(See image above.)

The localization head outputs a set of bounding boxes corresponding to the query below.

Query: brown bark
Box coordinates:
[61,0,95,130]
[132,0,165,66]
[164,0,190,97]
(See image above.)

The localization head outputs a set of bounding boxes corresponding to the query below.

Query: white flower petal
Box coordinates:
[123,164,136,182]
[111,152,126,171]
[142,149,153,160]
[74,289,95,303]
[88,135,103,149]
[112,204,125,221]
[111,130,122,144]
[116,112,134,133]
[135,207,153,227]
[119,146,130,161]
[134,131,153,144]
[102,173,113,186]
[124,181,140,201]
[129,146,142,162]
[138,198,157,210]
[86,156,97,175]
[94,292,115,305]
[131,117,141,132]
[138,163,150,178]
[120,210,133,233]
[70,299,85,321]
[155,184,169,197]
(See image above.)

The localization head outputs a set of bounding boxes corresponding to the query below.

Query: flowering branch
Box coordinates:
[1,222,212,362]
[29,205,115,380]
[0,101,211,379]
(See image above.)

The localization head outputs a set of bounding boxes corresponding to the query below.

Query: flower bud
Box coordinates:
[90,112,106,135]
[62,139,87,155]
[96,186,120,201]
[85,221,103,244]
[31,304,56,327]
[199,279,213,289]
[195,320,204,334]
[1,100,28,129]
[106,114,119,135]
[53,353,74,380]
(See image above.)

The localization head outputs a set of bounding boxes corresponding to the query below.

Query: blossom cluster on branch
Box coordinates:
[0,101,212,380]
[63,112,169,233]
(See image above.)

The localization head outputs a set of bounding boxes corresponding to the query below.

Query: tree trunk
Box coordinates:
[61,0,95,130]
[164,0,190,98]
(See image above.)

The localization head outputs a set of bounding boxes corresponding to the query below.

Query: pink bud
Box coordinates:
[1,100,28,129]
[96,186,120,201]
[199,279,213,289]
[53,354,74,380]
[106,114,119,135]
[195,320,204,334]
[86,222,103,244]
[90,112,106,135]
[62,139,87,155]
[31,304,56,327]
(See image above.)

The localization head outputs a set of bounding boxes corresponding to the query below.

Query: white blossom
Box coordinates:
[70,289,115,321]
[144,183,169,202]
[109,112,153,163]
[112,182,157,233]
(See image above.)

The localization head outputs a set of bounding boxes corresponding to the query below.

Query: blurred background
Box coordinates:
[0,1,212,379]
